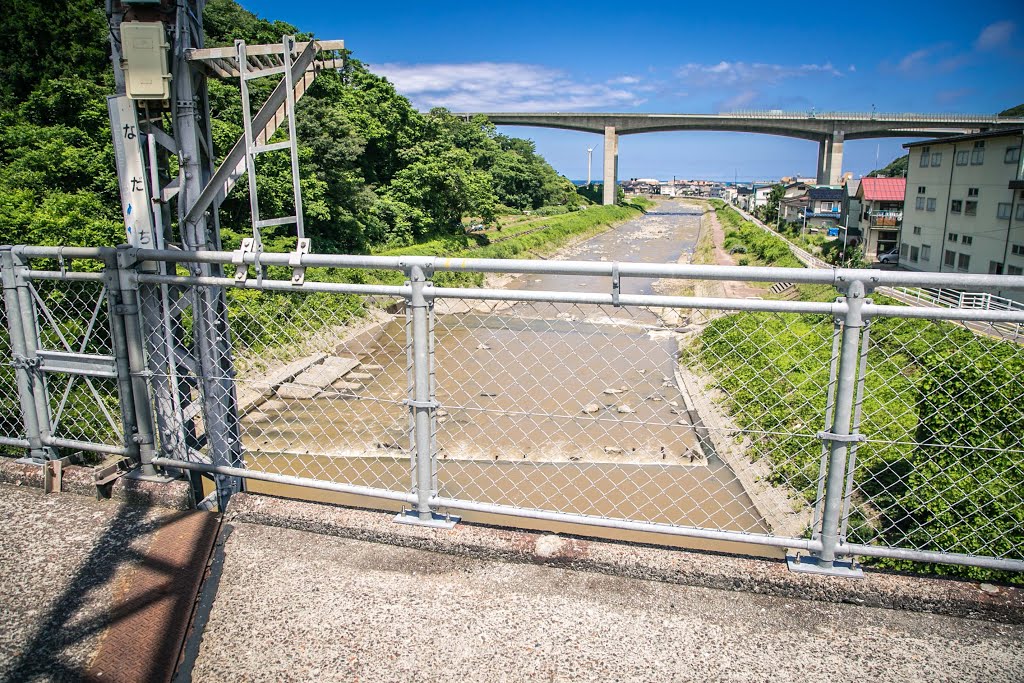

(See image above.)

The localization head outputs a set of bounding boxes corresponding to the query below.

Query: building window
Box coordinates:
[915,197,925,210]
[1011,244,1024,256]
[971,141,985,165]
[951,199,963,213]
[989,261,1004,274]
[944,249,956,267]
[921,244,931,261]
[917,186,926,194]
[926,198,936,211]
[947,232,959,242]
[919,146,931,167]
[910,246,919,262]
[956,150,969,165]
[931,152,942,166]
[1007,147,1022,164]
[965,201,978,216]
[900,243,909,258]
[997,203,1012,219]
[958,253,971,271]
[968,187,979,197]
[1018,204,1024,221]
[962,235,973,246]
[1009,265,1023,276]
[912,226,922,235]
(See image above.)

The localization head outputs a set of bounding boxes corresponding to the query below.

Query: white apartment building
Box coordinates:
[898,128,1024,299]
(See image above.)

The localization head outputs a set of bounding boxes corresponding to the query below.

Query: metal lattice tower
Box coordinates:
[104,0,343,507]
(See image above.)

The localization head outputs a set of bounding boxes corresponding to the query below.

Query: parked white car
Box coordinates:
[878,247,900,264]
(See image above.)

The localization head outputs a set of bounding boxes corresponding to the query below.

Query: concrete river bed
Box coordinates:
[237,201,776,554]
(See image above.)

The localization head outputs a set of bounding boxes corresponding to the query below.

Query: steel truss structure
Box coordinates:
[104,0,342,506]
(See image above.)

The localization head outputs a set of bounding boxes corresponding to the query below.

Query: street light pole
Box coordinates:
[842,212,850,264]
[586,147,594,185]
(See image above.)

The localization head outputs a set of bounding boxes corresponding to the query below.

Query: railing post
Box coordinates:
[0,247,49,460]
[103,249,141,467]
[395,261,456,529]
[790,278,866,577]
[111,246,161,477]
[8,249,55,457]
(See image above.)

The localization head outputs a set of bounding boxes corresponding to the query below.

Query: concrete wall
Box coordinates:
[899,134,1024,300]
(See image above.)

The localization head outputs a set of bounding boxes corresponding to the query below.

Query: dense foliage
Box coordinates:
[698,202,1024,582]
[867,154,908,178]
[0,0,583,252]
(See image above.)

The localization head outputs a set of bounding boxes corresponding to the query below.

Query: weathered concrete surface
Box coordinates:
[225,493,1024,624]
[0,483,217,682]
[292,356,360,389]
[192,512,1024,682]
[0,458,194,510]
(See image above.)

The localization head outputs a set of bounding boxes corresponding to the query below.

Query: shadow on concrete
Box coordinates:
[1,503,216,683]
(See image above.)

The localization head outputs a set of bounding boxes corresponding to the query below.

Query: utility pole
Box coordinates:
[104,0,342,509]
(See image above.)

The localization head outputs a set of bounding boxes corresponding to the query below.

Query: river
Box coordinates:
[241,200,778,556]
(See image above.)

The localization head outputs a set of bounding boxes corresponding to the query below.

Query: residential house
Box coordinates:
[751,183,774,210]
[897,128,1024,301]
[839,179,863,249]
[803,186,844,231]
[734,185,753,208]
[854,177,905,260]
[779,181,810,223]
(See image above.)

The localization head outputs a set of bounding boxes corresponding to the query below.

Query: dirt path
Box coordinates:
[701,207,765,299]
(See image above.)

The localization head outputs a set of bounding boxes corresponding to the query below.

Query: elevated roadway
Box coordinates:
[462,111,1024,203]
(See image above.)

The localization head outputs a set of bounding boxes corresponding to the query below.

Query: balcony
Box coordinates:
[868,210,903,228]
[804,208,841,219]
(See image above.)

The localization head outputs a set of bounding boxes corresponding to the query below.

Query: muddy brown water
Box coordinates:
[237,201,778,555]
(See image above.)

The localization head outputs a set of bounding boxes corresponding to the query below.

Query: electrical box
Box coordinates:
[120,21,170,100]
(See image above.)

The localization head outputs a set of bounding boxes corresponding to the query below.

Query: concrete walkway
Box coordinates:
[1,475,1022,683]
[184,495,1024,683]
[191,517,1024,683]
[0,474,215,683]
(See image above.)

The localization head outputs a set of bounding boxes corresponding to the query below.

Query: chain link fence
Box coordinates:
[2,245,1023,577]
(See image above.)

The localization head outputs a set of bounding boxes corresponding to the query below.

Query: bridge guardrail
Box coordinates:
[1,245,1023,578]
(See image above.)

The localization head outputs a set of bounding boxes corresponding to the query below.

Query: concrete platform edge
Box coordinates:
[225,492,1024,624]
[0,457,193,510]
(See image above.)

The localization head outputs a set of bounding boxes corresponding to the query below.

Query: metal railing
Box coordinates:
[2,244,1023,577]
[734,206,1024,340]
[724,110,1022,123]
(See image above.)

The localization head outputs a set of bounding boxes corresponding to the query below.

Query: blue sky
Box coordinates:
[244,0,1024,181]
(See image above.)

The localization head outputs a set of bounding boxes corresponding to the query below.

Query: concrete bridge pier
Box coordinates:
[603,125,618,205]
[816,130,845,185]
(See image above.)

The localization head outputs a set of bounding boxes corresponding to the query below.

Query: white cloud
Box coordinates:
[370,62,644,112]
[674,61,842,88]
[672,61,843,111]
[975,20,1015,51]
[719,89,759,110]
[896,47,935,73]
[935,88,974,105]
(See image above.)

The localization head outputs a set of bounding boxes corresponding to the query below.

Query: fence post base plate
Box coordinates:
[123,469,182,484]
[786,554,864,578]
[394,510,460,529]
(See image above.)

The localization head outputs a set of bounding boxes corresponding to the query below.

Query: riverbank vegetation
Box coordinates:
[693,201,1024,582]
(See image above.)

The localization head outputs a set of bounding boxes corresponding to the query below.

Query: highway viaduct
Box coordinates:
[460,111,1024,205]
